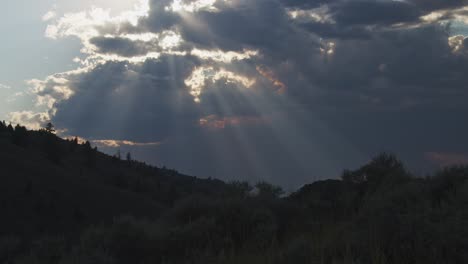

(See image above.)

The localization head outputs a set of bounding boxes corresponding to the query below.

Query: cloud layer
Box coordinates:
[16,0,468,188]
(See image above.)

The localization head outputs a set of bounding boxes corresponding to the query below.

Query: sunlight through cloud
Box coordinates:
[199,115,268,129]
[287,6,335,24]
[191,49,259,62]
[159,31,183,50]
[7,111,50,130]
[449,35,468,54]
[185,66,256,103]
[166,0,221,13]
[256,66,287,95]
[93,139,162,148]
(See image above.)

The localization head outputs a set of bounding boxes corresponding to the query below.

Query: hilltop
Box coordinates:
[1,122,468,264]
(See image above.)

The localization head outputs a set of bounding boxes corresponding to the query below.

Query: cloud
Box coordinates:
[0,83,11,90]
[50,56,201,142]
[93,139,162,148]
[190,48,259,62]
[15,0,468,187]
[42,10,57,22]
[425,152,468,167]
[166,0,222,12]
[332,0,422,26]
[281,0,331,9]
[7,111,50,130]
[6,92,24,103]
[409,0,468,13]
[89,36,159,57]
[256,65,287,94]
[449,35,468,54]
[199,114,269,129]
[185,66,256,102]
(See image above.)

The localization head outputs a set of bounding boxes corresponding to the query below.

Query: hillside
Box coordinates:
[1,122,468,264]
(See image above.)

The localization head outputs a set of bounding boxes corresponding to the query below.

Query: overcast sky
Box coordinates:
[2,0,468,189]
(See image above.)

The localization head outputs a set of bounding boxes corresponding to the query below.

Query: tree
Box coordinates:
[12,125,27,146]
[84,141,96,167]
[70,137,79,152]
[44,122,56,134]
[228,181,253,198]
[342,153,409,188]
[255,182,284,199]
[83,141,91,149]
[0,121,6,132]
[6,123,14,133]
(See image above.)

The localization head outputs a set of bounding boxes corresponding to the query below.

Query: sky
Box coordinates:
[1,0,468,189]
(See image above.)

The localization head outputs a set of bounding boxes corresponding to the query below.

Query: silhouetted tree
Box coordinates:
[0,121,10,139]
[342,152,408,185]
[6,123,14,133]
[83,140,91,149]
[44,122,55,134]
[2,125,468,264]
[126,152,132,166]
[69,137,79,152]
[12,125,27,146]
[83,141,97,167]
[255,182,284,198]
[0,121,6,131]
[228,181,253,198]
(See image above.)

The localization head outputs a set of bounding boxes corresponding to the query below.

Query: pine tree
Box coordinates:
[45,122,56,134]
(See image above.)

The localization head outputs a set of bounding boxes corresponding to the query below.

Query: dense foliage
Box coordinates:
[1,122,467,264]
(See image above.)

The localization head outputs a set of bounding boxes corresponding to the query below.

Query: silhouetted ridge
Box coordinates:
[1,122,468,263]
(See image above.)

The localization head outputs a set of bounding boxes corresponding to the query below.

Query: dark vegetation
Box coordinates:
[1,121,468,263]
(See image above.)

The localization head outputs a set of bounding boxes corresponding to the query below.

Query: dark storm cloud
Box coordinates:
[90,36,158,57]
[280,0,330,8]
[281,0,468,17]
[408,0,468,12]
[332,0,422,26]
[286,24,468,113]
[141,0,180,32]
[297,21,372,39]
[36,0,468,187]
[53,55,201,142]
[177,1,305,52]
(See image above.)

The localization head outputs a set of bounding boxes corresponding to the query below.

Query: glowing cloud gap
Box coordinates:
[191,49,259,62]
[159,31,183,50]
[185,66,256,102]
[448,35,468,54]
[93,139,162,148]
[287,6,335,24]
[256,66,287,95]
[421,6,468,24]
[320,40,336,56]
[166,0,221,13]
